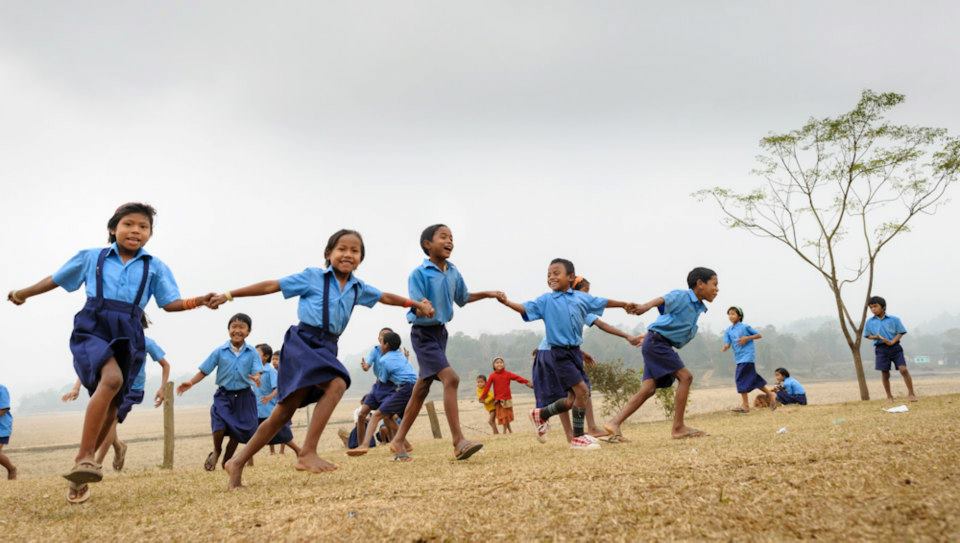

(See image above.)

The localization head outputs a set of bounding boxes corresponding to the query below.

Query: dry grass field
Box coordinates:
[2,374,959,541]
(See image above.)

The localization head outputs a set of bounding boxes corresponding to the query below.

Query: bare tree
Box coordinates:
[695,90,960,400]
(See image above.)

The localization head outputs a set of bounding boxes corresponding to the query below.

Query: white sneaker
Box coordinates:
[570,435,601,450]
[530,409,549,443]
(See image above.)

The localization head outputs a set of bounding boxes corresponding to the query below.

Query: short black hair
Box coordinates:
[107,202,157,243]
[775,367,790,378]
[420,224,448,256]
[379,327,394,334]
[687,267,717,289]
[256,343,273,359]
[727,306,743,321]
[867,296,886,309]
[382,331,402,352]
[550,258,575,276]
[324,229,365,267]
[477,374,487,381]
[573,277,591,291]
[228,312,252,331]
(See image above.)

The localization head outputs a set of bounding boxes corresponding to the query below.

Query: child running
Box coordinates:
[7,202,213,504]
[478,357,532,433]
[355,328,396,450]
[348,331,417,456]
[864,296,917,401]
[476,374,498,434]
[208,229,433,488]
[603,267,719,440]
[389,224,503,462]
[254,344,301,457]
[721,307,777,413]
[497,258,640,449]
[0,383,16,480]
[772,368,807,405]
[177,313,263,471]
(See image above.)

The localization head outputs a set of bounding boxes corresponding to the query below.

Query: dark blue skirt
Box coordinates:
[70,298,146,400]
[410,324,449,380]
[641,332,684,389]
[875,343,907,371]
[379,382,414,415]
[776,391,808,405]
[363,381,394,410]
[735,363,768,393]
[532,349,567,408]
[258,417,295,445]
[277,323,351,408]
[210,387,258,443]
[117,388,146,424]
[0,436,9,445]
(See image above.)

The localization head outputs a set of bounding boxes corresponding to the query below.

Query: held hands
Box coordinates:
[414,299,435,318]
[208,293,230,310]
[526,382,534,389]
[625,302,652,315]
[494,291,509,304]
[249,374,262,387]
[176,382,192,396]
[627,334,645,347]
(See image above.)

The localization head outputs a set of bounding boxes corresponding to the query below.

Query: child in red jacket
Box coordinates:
[479,357,533,433]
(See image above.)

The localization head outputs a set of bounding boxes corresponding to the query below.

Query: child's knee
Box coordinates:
[327,378,347,396]
[98,371,123,393]
[444,373,460,389]
[898,366,910,376]
[676,370,693,385]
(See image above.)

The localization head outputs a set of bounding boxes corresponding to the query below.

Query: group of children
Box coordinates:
[1,202,922,502]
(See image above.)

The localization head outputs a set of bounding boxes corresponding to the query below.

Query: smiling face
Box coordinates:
[727,309,741,324]
[423,226,454,261]
[228,320,251,345]
[476,376,485,387]
[271,352,280,370]
[326,233,364,276]
[695,275,719,303]
[547,263,574,292]
[492,358,505,371]
[110,212,152,254]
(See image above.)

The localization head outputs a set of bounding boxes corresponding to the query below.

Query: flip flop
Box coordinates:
[673,429,708,440]
[454,441,483,461]
[600,434,630,444]
[346,448,369,457]
[730,407,749,414]
[63,460,103,485]
[204,451,218,471]
[113,441,128,472]
[393,452,413,462]
[66,481,91,504]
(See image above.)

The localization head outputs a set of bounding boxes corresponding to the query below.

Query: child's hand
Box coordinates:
[495,292,508,304]
[583,352,597,368]
[249,374,262,387]
[7,290,26,306]
[260,396,270,405]
[403,348,410,358]
[737,337,750,346]
[415,299,435,318]
[207,294,229,310]
[627,334,644,347]
[360,359,370,372]
[526,382,534,389]
[199,292,217,309]
[61,389,80,402]
[154,388,165,407]
[176,382,192,396]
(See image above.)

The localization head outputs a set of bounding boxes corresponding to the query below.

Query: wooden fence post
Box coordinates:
[425,400,442,439]
[161,381,174,469]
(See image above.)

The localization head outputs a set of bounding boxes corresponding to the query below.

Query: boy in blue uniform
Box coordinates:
[773,368,807,405]
[349,332,417,456]
[356,328,395,452]
[864,296,917,401]
[178,313,263,471]
[0,383,16,480]
[604,267,719,440]
[254,344,301,457]
[721,307,776,413]
[497,258,640,449]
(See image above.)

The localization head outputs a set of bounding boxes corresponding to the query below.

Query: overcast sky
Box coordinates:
[2,2,958,401]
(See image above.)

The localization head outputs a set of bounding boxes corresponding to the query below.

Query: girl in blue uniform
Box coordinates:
[721,307,777,413]
[7,202,214,503]
[208,229,434,489]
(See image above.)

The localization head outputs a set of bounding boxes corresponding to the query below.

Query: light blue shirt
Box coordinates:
[863,314,907,346]
[723,322,760,364]
[279,267,382,335]
[52,243,181,309]
[132,337,166,392]
[537,312,600,350]
[198,341,263,391]
[407,259,470,326]
[648,289,708,349]
[0,384,11,437]
[367,346,388,383]
[522,290,608,347]
[783,377,805,396]
[254,364,278,418]
[379,350,418,386]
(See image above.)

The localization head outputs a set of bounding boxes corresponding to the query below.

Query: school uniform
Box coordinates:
[407,259,470,380]
[53,244,180,401]
[0,384,12,445]
[521,289,607,394]
[278,267,382,407]
[200,341,262,443]
[376,350,417,416]
[643,289,707,389]
[362,345,394,410]
[532,313,601,407]
[864,314,908,371]
[117,336,166,423]
[723,322,767,393]
[255,363,294,445]
[776,377,807,405]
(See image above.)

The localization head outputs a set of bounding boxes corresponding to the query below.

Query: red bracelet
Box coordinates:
[403,299,414,308]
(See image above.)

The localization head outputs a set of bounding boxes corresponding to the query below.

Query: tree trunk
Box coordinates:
[850,344,869,401]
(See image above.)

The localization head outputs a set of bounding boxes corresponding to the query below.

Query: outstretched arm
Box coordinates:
[380,292,435,318]
[594,318,644,346]
[466,291,504,304]
[496,293,526,316]
[176,371,208,395]
[209,280,281,309]
[8,276,59,305]
[626,296,665,315]
[162,294,217,312]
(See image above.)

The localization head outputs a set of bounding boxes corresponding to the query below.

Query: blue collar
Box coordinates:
[687,289,707,312]
[422,259,456,273]
[107,242,149,261]
[320,266,359,291]
[551,288,575,298]
[220,341,254,354]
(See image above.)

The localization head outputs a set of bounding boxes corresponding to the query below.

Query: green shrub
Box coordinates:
[586,359,690,419]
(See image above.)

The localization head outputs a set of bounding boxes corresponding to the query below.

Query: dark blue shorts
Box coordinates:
[548,347,588,392]
[532,349,567,408]
[411,324,450,381]
[347,426,377,449]
[363,381,394,410]
[258,417,294,445]
[0,436,8,445]
[875,344,907,371]
[776,391,807,405]
[734,363,768,394]
[277,323,351,408]
[117,388,146,424]
[642,332,684,389]
[378,382,414,415]
[210,387,258,443]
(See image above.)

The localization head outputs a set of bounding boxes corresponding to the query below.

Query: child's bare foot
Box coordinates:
[403,439,413,452]
[602,421,621,437]
[731,406,749,414]
[389,439,407,454]
[587,428,608,438]
[886,395,895,401]
[295,452,337,473]
[7,468,17,480]
[346,446,369,457]
[672,426,707,439]
[908,394,918,402]
[223,459,244,490]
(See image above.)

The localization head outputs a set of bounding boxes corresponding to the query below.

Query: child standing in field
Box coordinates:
[721,307,776,413]
[389,224,503,462]
[207,229,433,488]
[356,328,396,451]
[178,313,263,471]
[476,374,498,434]
[7,202,213,504]
[603,267,719,440]
[497,258,640,449]
[478,357,533,433]
[772,368,807,405]
[0,383,16,480]
[864,296,917,401]
[254,344,301,457]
